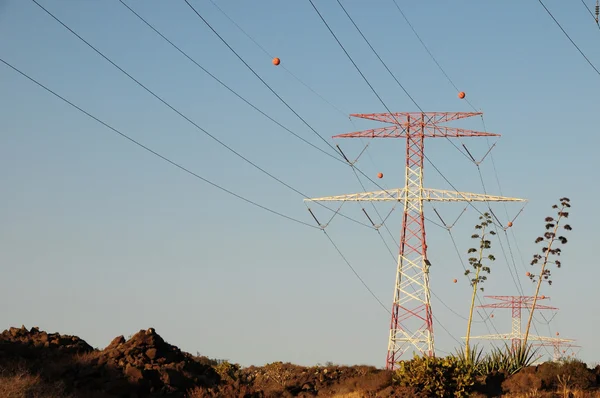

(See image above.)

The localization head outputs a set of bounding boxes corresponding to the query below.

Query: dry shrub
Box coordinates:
[0,369,70,398]
[536,360,596,391]
[502,367,543,394]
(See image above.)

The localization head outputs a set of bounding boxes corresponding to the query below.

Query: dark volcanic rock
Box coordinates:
[0,326,220,397]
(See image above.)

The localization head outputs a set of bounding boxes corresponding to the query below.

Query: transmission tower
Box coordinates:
[533,337,580,361]
[468,295,575,355]
[304,112,526,370]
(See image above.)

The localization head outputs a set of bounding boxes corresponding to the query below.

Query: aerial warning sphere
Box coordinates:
[272,57,281,66]
[556,332,560,336]
[458,91,466,99]
[540,295,546,299]
[507,221,513,227]
[526,272,531,277]
[491,314,494,318]
[453,278,457,283]
[377,172,384,179]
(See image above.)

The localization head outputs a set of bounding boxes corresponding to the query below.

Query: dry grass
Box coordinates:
[504,390,600,398]
[0,369,70,398]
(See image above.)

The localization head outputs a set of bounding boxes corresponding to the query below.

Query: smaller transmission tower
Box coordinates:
[533,338,580,361]
[467,296,572,351]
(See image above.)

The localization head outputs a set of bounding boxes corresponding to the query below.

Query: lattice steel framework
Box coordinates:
[304,112,526,370]
[468,296,571,353]
[533,339,580,361]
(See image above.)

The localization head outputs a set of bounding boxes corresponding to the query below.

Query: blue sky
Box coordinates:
[1,0,598,367]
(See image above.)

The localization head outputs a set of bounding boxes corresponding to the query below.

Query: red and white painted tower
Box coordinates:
[469,295,575,359]
[306,112,526,370]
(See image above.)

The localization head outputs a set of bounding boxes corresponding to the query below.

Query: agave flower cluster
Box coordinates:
[527,197,572,286]
[465,212,496,292]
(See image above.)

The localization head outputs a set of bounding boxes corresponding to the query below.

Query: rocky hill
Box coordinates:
[2,326,600,397]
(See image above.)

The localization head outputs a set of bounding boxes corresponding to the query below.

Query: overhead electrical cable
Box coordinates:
[31,0,373,230]
[181,0,340,156]
[334,0,475,163]
[206,0,351,121]
[0,57,318,230]
[307,0,506,231]
[579,0,600,29]
[116,0,343,165]
[537,0,600,77]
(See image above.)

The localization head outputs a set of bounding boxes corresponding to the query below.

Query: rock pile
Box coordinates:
[0,326,220,397]
[96,328,219,395]
[0,325,93,359]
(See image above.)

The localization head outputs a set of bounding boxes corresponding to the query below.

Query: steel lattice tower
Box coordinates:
[533,338,580,361]
[468,296,575,354]
[305,112,526,370]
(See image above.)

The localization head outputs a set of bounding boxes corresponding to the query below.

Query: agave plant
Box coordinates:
[523,197,573,348]
[479,343,539,375]
[453,345,485,371]
[464,212,496,362]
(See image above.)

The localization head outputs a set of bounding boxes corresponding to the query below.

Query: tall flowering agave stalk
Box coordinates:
[522,197,573,348]
[464,212,496,362]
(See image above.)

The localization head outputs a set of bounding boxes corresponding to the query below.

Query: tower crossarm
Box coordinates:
[349,112,482,125]
[466,334,575,343]
[477,303,558,310]
[477,296,558,310]
[334,125,500,139]
[304,188,526,203]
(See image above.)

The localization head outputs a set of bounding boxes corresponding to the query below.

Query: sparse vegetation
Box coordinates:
[1,325,598,397]
[394,353,476,397]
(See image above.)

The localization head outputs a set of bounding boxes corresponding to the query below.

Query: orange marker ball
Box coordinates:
[272,57,281,66]
[453,279,457,283]
[491,314,494,318]
[377,172,383,179]
[458,91,466,99]
[507,221,513,227]
[540,295,545,299]
[526,272,531,277]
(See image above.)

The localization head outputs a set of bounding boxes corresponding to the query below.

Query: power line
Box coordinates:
[182,0,339,156]
[309,0,507,231]
[206,0,351,120]
[0,57,318,230]
[389,0,480,112]
[334,0,475,164]
[32,0,372,230]
[323,230,389,313]
[578,0,600,30]
[182,0,411,214]
[537,0,600,77]
[334,0,421,112]
[116,0,344,164]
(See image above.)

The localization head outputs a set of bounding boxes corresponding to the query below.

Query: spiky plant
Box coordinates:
[464,212,496,362]
[522,197,572,348]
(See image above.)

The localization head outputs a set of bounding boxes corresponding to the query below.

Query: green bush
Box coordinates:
[393,354,475,397]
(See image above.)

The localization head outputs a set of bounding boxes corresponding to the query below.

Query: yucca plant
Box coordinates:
[464,212,496,362]
[522,197,573,348]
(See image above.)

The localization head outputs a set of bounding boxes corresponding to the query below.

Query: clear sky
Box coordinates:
[1,0,598,368]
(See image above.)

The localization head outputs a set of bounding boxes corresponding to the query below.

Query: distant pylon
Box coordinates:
[467,295,575,355]
[533,338,580,361]
[304,112,526,370]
